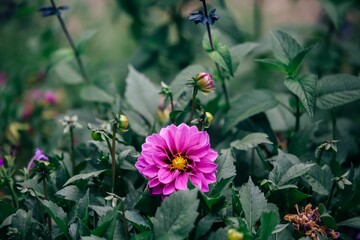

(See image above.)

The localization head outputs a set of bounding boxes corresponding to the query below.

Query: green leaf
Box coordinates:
[255,59,288,74]
[76,29,97,54]
[125,210,150,231]
[288,45,316,75]
[200,193,226,211]
[224,90,278,133]
[318,204,337,230]
[55,185,83,201]
[152,189,199,240]
[230,42,258,72]
[269,150,300,185]
[77,190,90,224]
[195,214,216,239]
[316,74,360,109]
[131,231,151,240]
[271,224,289,234]
[81,235,106,240]
[64,169,107,186]
[260,211,280,240]
[304,165,332,196]
[0,201,15,223]
[208,228,227,240]
[278,163,315,186]
[215,149,236,181]
[230,133,272,151]
[239,177,267,231]
[55,63,84,84]
[80,85,115,103]
[41,200,69,238]
[203,31,233,76]
[125,65,159,124]
[319,0,352,30]
[91,204,122,237]
[337,216,360,229]
[284,74,317,118]
[50,48,74,66]
[271,30,303,65]
[210,176,234,197]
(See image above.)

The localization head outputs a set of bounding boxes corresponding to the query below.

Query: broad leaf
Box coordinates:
[80,85,114,103]
[195,214,216,239]
[260,211,280,240]
[208,228,227,240]
[269,150,300,185]
[316,74,360,109]
[125,65,159,124]
[239,177,267,231]
[64,169,107,186]
[230,132,272,151]
[125,210,150,231]
[230,42,258,72]
[337,217,360,229]
[41,200,69,238]
[210,177,234,197]
[55,185,83,201]
[55,63,84,84]
[288,45,316,75]
[284,74,317,118]
[77,190,90,224]
[215,149,236,181]
[256,59,288,74]
[224,90,278,133]
[152,189,199,240]
[271,30,303,65]
[304,165,332,196]
[91,204,122,237]
[278,163,315,186]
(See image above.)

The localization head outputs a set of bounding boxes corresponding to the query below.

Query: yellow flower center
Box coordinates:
[170,153,188,171]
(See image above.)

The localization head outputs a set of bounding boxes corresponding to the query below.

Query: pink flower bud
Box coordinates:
[194,72,215,94]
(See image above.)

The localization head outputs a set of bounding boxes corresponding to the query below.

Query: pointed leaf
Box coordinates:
[64,169,107,186]
[215,149,236,181]
[239,177,267,231]
[125,65,159,124]
[80,85,114,103]
[288,44,316,75]
[152,189,199,240]
[41,200,68,237]
[316,73,360,109]
[271,30,303,65]
[256,59,288,74]
[260,211,280,240]
[55,63,83,84]
[55,185,83,201]
[337,217,360,229]
[224,90,278,133]
[278,163,315,186]
[125,210,150,231]
[230,42,258,72]
[230,133,272,151]
[91,204,121,237]
[304,165,332,196]
[284,74,317,118]
[195,214,216,239]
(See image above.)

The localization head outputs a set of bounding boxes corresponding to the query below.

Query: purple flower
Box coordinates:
[135,123,218,197]
[194,72,215,94]
[27,148,49,172]
[44,91,57,105]
[0,157,4,168]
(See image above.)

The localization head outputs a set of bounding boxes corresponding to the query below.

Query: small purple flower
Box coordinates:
[0,157,4,168]
[135,123,218,198]
[189,9,219,25]
[44,91,57,105]
[27,148,49,172]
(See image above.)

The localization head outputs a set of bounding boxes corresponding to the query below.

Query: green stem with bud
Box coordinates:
[169,93,175,112]
[6,179,19,208]
[49,0,89,83]
[190,87,198,122]
[200,0,230,110]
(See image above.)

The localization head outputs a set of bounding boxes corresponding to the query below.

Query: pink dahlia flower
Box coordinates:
[135,123,218,197]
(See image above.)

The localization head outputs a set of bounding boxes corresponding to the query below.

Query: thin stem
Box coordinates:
[69,126,75,175]
[253,0,262,39]
[106,124,117,193]
[169,93,174,112]
[43,180,52,233]
[326,181,336,209]
[6,180,18,208]
[331,111,337,139]
[190,87,197,122]
[121,201,130,240]
[255,146,271,170]
[295,96,300,132]
[316,148,323,165]
[49,0,89,83]
[200,0,230,110]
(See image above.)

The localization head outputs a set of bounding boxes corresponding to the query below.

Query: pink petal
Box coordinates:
[175,124,189,153]
[149,178,161,187]
[205,149,218,162]
[195,160,218,173]
[175,172,188,190]
[189,174,202,190]
[160,125,178,154]
[150,184,165,195]
[163,181,176,195]
[158,168,178,184]
[142,165,159,178]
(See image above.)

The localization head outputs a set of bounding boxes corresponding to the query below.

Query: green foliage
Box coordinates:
[230,132,272,151]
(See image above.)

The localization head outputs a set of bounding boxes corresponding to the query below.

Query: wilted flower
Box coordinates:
[135,123,218,198]
[284,204,339,240]
[192,72,215,94]
[60,115,82,133]
[189,9,219,25]
[27,148,49,172]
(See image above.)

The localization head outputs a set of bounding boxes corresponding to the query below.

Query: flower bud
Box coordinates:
[204,112,214,128]
[194,72,215,94]
[228,229,244,240]
[91,131,102,141]
[117,114,129,132]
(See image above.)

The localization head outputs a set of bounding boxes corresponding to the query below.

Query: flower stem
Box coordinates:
[190,87,197,122]
[169,93,175,112]
[316,148,323,165]
[6,180,18,208]
[69,126,76,175]
[121,201,130,240]
[106,124,117,193]
[326,181,336,209]
[200,0,230,110]
[43,180,52,233]
[49,0,89,83]
[295,95,301,132]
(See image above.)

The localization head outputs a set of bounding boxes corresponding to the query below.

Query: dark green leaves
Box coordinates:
[64,169,107,186]
[224,90,278,133]
[230,133,272,151]
[317,74,360,109]
[151,189,199,240]
[271,30,303,65]
[239,178,267,231]
[260,211,280,240]
[41,200,69,239]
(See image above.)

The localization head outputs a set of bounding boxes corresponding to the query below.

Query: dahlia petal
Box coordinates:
[160,125,178,154]
[142,165,159,178]
[163,181,176,195]
[149,178,161,187]
[186,144,210,158]
[190,174,202,190]
[150,184,165,195]
[195,161,218,173]
[175,124,189,153]
[205,149,218,162]
[158,168,176,184]
[175,172,188,190]
[203,172,216,183]
[187,155,200,162]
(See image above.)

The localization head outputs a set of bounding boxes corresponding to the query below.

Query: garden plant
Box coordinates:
[0,0,360,239]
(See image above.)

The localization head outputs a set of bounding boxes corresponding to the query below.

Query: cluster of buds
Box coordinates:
[284,204,339,240]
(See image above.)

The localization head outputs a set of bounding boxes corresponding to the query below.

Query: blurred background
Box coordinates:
[0,0,359,167]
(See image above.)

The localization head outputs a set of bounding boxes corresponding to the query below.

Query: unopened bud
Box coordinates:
[228,229,244,240]
[117,114,129,132]
[204,112,214,128]
[91,131,102,141]
[193,72,215,94]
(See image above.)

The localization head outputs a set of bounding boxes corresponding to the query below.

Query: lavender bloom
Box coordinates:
[135,123,218,198]
[27,148,49,172]
[0,157,4,168]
